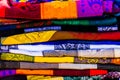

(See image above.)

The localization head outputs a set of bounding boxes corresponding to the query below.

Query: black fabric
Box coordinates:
[1,75,27,80]
[1,24,119,37]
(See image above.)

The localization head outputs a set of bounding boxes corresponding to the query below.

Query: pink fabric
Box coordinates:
[0,0,10,8]
[103,0,113,13]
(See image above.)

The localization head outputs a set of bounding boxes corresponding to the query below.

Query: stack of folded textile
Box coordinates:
[0,0,120,80]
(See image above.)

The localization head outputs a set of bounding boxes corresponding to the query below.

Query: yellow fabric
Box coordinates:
[1,31,56,45]
[27,76,64,80]
[34,57,74,63]
[0,53,34,62]
[19,0,28,2]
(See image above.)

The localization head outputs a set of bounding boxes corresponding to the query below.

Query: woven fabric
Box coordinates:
[0,0,120,79]
[0,24,119,37]
[0,17,117,31]
[0,69,108,78]
[0,0,110,19]
[3,31,120,45]
[0,75,103,80]
[1,47,120,58]
[0,24,120,37]
[4,0,118,14]
[1,61,120,71]
[1,53,120,65]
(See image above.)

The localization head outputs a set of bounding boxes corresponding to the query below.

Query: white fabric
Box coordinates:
[9,49,43,56]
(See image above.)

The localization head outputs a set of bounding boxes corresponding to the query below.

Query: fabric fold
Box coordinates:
[0,0,111,19]
[0,69,108,78]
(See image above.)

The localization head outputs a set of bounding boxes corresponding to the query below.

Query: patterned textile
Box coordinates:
[3,31,120,45]
[11,0,119,15]
[0,24,119,37]
[1,0,120,79]
[1,53,120,65]
[0,69,107,78]
[2,47,120,58]
[1,61,120,71]
[0,0,114,19]
[0,17,118,31]
[0,75,102,80]
[2,74,120,80]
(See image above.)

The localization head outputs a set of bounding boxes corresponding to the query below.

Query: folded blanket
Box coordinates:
[0,17,117,31]
[0,0,113,19]
[10,0,120,14]
[11,24,120,33]
[1,24,119,36]
[18,75,103,80]
[0,69,107,78]
[3,43,120,51]
[1,61,120,71]
[0,75,103,80]
[3,31,120,45]
[0,53,74,63]
[2,74,120,80]
[1,48,120,58]
[8,0,115,13]
[1,53,120,64]
[2,39,120,45]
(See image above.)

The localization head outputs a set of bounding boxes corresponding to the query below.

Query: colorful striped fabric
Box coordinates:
[1,75,102,80]
[0,17,118,31]
[0,0,114,19]
[0,53,74,63]
[1,48,120,58]
[11,0,120,14]
[2,74,120,80]
[0,24,119,37]
[3,31,120,45]
[2,39,120,45]
[1,53,120,65]
[10,0,116,14]
[0,69,108,78]
[27,75,103,80]
[1,0,120,79]
[3,43,120,51]
[0,75,102,80]
[1,61,120,71]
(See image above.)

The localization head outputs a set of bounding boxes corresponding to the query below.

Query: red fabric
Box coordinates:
[5,3,40,19]
[53,69,107,76]
[0,7,5,17]
[69,32,120,40]
[90,69,108,76]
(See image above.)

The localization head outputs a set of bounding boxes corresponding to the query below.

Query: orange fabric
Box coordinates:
[111,59,120,64]
[0,19,17,23]
[16,69,53,75]
[40,1,77,19]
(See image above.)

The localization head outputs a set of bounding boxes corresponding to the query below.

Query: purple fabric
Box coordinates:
[77,0,103,17]
[0,70,16,78]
